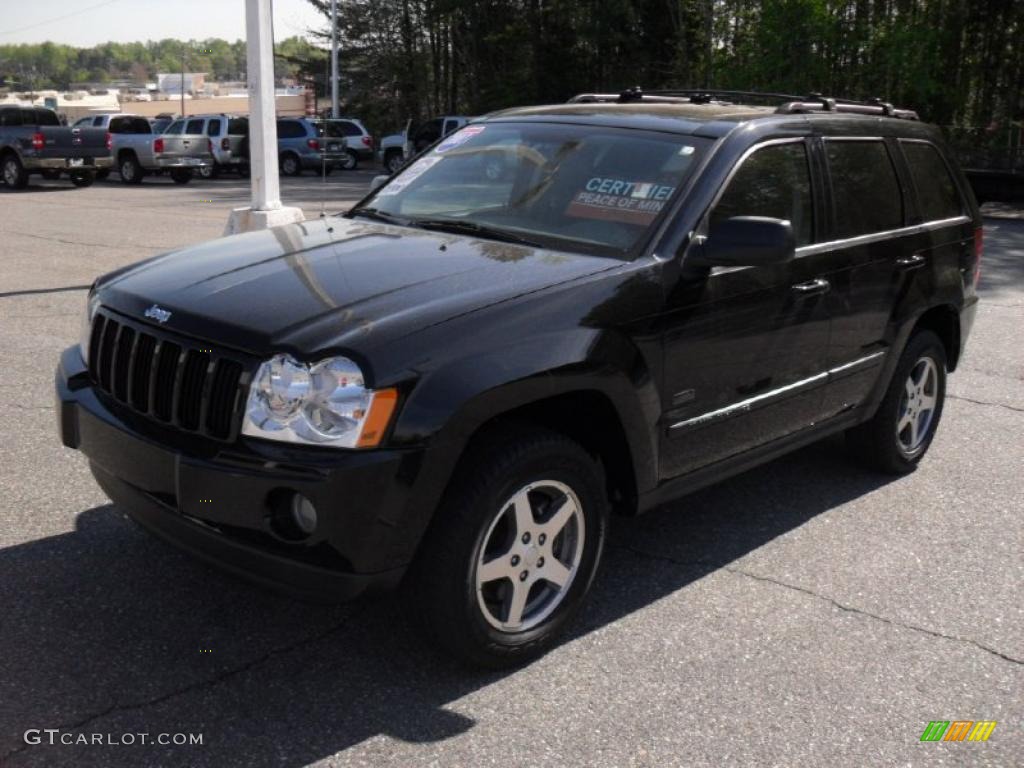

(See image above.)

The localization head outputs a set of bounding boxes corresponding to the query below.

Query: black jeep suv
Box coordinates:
[56,90,981,667]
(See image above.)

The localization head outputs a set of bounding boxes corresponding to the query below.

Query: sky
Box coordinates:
[0,0,326,46]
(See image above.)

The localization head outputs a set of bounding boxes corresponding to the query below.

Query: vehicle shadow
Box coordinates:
[0,434,895,767]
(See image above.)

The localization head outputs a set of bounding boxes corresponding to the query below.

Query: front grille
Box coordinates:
[87,310,247,441]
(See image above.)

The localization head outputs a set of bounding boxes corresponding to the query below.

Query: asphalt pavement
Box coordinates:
[0,174,1020,767]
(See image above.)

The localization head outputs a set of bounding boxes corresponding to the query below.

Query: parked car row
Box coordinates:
[2,107,376,190]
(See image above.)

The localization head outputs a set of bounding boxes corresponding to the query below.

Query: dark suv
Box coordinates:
[56,89,981,668]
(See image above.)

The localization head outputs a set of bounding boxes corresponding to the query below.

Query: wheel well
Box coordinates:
[117,148,136,163]
[912,305,961,371]
[472,391,639,515]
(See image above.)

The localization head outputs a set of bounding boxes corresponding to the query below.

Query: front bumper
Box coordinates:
[26,156,113,171]
[56,346,416,602]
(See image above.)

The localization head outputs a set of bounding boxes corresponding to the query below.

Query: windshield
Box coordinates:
[356,122,709,258]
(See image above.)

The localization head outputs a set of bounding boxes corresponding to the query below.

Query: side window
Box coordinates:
[276,120,304,139]
[415,118,444,144]
[710,142,814,247]
[228,117,248,135]
[1,109,22,127]
[109,117,129,134]
[901,141,964,221]
[185,118,204,134]
[443,119,460,136]
[164,120,185,135]
[93,116,105,127]
[72,117,91,128]
[206,119,221,136]
[339,121,362,136]
[826,140,903,238]
[132,118,152,134]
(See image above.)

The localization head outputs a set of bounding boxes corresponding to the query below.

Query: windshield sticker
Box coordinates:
[565,178,676,225]
[435,125,484,153]
[377,155,442,196]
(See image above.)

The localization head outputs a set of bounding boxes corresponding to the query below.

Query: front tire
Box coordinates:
[405,426,609,668]
[846,330,947,474]
[339,150,358,171]
[385,150,404,174]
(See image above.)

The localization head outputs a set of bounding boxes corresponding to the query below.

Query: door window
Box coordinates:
[109,116,130,134]
[901,141,964,221]
[1,109,22,126]
[710,141,814,246]
[826,140,903,237]
[185,118,204,134]
[164,120,185,135]
[206,119,222,136]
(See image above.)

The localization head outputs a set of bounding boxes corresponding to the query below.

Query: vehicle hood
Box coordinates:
[97,217,619,356]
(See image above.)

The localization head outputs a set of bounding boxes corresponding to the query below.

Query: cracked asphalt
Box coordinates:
[0,175,1021,767]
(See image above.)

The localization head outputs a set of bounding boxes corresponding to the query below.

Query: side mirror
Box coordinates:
[369,174,389,192]
[688,216,795,269]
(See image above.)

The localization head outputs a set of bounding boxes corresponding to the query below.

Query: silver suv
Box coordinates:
[188,114,248,177]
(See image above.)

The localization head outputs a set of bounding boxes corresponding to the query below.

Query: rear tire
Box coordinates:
[385,150,404,174]
[846,330,947,474]
[69,172,94,187]
[2,154,29,189]
[169,169,192,185]
[280,153,301,176]
[404,425,609,668]
[339,150,358,171]
[119,154,143,184]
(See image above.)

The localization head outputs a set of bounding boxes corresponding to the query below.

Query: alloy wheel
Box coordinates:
[475,480,585,633]
[896,356,939,456]
[3,159,17,186]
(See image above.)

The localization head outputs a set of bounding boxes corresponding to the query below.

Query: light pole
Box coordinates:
[330,0,339,118]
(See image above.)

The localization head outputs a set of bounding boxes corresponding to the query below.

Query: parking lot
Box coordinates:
[0,176,1021,767]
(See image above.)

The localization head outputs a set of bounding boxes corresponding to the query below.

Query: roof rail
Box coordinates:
[567,87,919,120]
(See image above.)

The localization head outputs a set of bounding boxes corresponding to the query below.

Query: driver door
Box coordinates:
[658,138,834,480]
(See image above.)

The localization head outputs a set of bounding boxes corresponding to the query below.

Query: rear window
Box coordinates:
[826,140,903,238]
[21,108,60,126]
[185,118,204,134]
[206,119,222,136]
[901,141,964,221]
[710,141,814,247]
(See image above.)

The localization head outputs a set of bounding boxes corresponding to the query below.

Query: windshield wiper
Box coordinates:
[410,218,542,248]
[347,207,411,226]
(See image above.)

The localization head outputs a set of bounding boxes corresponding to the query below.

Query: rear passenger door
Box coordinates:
[815,137,916,415]
[659,139,833,479]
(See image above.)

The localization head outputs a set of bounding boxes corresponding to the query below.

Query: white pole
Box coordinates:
[225,0,305,234]
[330,0,339,118]
[247,0,281,211]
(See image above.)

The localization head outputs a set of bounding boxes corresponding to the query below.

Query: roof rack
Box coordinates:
[567,87,919,120]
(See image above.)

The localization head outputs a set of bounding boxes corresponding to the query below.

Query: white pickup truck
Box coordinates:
[73,114,213,184]
[378,115,472,173]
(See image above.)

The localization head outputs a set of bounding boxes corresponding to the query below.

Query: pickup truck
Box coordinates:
[73,113,212,184]
[0,105,112,189]
[379,115,472,173]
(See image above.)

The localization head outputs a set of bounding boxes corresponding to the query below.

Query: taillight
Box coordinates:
[153,137,164,154]
[307,138,320,151]
[973,226,983,288]
[31,132,44,151]
[105,131,112,151]
[221,137,230,151]
[361,135,373,148]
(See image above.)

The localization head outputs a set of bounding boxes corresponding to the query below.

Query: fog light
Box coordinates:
[291,493,317,535]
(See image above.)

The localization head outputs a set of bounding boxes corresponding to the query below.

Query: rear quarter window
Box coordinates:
[826,140,903,237]
[206,119,222,136]
[900,141,964,221]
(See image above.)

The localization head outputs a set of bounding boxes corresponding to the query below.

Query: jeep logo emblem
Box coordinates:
[144,304,172,323]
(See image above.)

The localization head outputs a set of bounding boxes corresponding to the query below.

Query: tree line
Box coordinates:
[0,37,317,91]
[305,0,1022,138]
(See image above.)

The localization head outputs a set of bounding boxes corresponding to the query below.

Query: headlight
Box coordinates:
[79,290,101,366]
[242,354,398,448]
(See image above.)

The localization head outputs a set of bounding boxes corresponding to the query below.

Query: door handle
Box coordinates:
[896,253,926,270]
[791,278,830,296]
